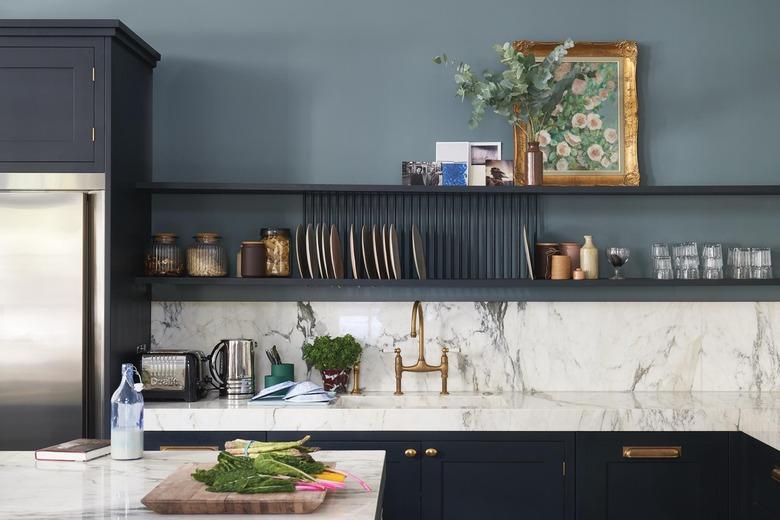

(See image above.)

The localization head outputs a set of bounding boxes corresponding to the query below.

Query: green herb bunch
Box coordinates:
[302,334,362,371]
[434,39,575,143]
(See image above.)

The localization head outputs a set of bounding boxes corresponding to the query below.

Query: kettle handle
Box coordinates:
[208,340,227,389]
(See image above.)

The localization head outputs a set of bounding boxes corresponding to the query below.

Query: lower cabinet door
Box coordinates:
[744,435,780,519]
[266,433,421,520]
[421,441,567,520]
[576,432,729,520]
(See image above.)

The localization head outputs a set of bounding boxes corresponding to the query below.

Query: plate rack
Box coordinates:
[302,191,537,280]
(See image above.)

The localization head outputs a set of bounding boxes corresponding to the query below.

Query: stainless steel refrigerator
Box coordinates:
[0,174,105,450]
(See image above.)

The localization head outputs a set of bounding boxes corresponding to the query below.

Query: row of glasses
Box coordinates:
[673,241,700,279]
[728,247,772,279]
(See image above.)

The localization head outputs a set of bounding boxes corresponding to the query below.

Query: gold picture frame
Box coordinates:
[512,40,639,186]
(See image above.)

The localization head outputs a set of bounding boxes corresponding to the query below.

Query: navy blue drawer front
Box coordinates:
[744,435,780,519]
[576,432,730,520]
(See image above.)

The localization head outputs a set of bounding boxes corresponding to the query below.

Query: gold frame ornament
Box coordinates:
[512,40,639,186]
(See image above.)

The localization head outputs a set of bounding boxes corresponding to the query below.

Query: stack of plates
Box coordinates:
[294,223,427,280]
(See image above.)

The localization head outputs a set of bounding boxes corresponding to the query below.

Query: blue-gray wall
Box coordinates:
[5,0,779,281]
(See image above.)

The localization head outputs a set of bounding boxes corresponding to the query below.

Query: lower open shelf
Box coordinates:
[136,276,780,302]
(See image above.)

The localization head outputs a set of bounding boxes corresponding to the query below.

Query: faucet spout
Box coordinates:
[394,300,449,395]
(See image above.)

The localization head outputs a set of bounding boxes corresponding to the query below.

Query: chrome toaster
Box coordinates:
[138,346,209,402]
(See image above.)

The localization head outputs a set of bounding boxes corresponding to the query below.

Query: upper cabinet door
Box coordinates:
[0,38,103,172]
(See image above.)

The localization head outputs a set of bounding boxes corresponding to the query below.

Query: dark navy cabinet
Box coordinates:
[421,440,568,520]
[0,20,159,174]
[0,40,100,169]
[576,432,731,520]
[741,435,780,519]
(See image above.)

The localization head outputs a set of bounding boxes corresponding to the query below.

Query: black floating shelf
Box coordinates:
[136,277,780,287]
[136,182,780,196]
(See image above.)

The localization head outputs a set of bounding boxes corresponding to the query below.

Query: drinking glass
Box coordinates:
[606,247,630,280]
[672,241,698,258]
[728,247,751,279]
[702,243,722,260]
[652,255,674,280]
[750,247,772,279]
[651,243,670,258]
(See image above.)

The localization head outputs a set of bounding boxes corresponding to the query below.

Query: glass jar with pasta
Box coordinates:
[186,232,227,277]
[260,228,291,277]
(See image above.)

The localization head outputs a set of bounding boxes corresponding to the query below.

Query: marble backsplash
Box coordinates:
[151,302,780,393]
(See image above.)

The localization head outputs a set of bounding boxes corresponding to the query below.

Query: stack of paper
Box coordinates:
[248,381,337,406]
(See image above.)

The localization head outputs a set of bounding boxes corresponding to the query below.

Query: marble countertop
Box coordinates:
[0,450,383,519]
[144,391,780,449]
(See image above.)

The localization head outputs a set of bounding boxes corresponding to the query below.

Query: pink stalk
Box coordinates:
[326,469,372,492]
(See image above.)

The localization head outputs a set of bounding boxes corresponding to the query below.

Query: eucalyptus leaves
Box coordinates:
[433,39,575,144]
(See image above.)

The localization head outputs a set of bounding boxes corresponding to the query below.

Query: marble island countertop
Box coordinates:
[0,450,384,519]
[145,391,780,450]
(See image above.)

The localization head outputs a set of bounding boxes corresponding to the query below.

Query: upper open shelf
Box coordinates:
[136,182,780,196]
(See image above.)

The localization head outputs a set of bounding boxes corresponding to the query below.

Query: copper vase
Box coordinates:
[526,141,543,186]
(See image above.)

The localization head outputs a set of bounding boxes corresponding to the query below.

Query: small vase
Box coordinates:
[526,141,543,186]
[320,368,350,393]
[580,235,599,280]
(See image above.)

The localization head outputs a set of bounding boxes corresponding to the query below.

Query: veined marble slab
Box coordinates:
[144,391,780,450]
[0,450,383,520]
[151,301,780,393]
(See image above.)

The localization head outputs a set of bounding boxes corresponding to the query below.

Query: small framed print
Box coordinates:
[484,160,514,186]
[469,142,501,186]
[402,161,442,186]
[441,162,468,186]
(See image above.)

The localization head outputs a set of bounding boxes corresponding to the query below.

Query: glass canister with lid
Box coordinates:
[260,228,291,277]
[144,233,183,276]
[186,232,227,277]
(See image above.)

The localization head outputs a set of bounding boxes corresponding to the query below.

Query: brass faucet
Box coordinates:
[394,301,449,395]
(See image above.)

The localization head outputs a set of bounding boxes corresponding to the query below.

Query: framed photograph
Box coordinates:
[402,161,442,186]
[484,160,514,186]
[512,40,639,186]
[435,141,470,165]
[468,142,501,186]
[441,162,468,186]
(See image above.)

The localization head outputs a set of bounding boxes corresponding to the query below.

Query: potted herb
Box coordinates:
[302,334,362,393]
[434,39,574,185]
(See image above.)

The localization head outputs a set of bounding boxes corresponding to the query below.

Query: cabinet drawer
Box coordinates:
[0,37,105,172]
[745,436,780,518]
[576,432,729,520]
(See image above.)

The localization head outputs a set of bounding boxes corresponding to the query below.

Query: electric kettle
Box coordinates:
[209,338,257,398]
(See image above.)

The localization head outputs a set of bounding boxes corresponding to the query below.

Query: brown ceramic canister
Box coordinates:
[550,255,572,280]
[240,241,267,277]
[559,242,581,272]
[534,242,560,280]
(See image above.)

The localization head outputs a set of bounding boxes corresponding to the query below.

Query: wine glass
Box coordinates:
[606,247,630,280]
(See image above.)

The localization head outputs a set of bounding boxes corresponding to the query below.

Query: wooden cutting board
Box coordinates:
[141,463,327,514]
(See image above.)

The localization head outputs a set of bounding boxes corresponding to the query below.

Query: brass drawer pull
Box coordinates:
[160,445,219,451]
[404,448,417,458]
[622,446,682,459]
[771,467,780,483]
[424,448,438,457]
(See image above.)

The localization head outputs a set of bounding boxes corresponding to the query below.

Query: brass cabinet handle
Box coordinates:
[622,446,682,459]
[160,445,219,451]
[404,448,417,458]
[425,448,438,457]
[771,467,780,483]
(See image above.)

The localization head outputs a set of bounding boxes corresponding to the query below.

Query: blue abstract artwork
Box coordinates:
[442,162,468,186]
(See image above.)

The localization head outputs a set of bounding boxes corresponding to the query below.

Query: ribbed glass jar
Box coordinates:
[144,233,183,276]
[186,232,227,277]
[260,228,291,277]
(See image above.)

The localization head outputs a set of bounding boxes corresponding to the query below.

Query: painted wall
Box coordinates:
[4,0,779,186]
[5,1,779,277]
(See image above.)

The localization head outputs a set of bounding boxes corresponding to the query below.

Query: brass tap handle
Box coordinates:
[350,362,362,395]
[393,347,403,396]
[404,448,418,458]
[424,448,438,457]
[440,347,449,395]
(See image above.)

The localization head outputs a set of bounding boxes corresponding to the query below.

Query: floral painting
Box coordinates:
[512,41,638,186]
[537,60,621,173]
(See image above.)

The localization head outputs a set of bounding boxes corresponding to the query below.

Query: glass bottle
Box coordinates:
[144,233,183,276]
[110,363,144,460]
[186,232,227,277]
[260,228,291,277]
[580,235,599,280]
